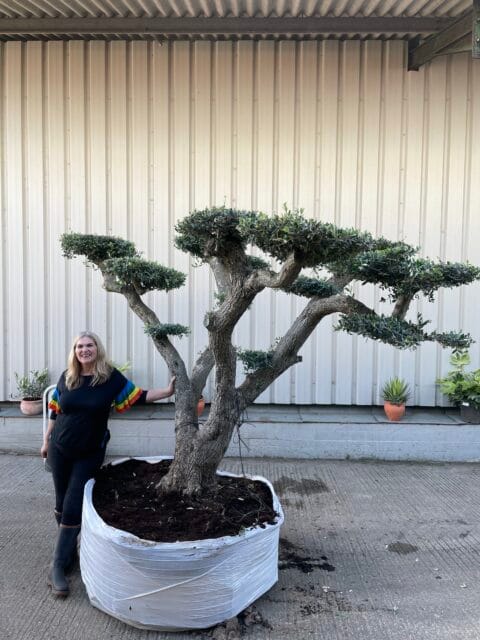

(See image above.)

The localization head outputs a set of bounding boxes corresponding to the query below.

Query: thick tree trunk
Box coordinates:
[157,408,240,496]
[158,334,240,496]
[157,345,240,497]
[158,440,216,496]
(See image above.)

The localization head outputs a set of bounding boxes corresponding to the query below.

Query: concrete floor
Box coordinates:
[1,454,480,639]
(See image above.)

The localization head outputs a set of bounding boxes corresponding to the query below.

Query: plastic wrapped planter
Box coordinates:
[80,456,284,631]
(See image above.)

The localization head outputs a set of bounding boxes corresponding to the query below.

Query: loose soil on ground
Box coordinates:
[93,458,278,542]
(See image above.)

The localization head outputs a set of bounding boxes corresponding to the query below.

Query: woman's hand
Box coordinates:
[145,376,176,403]
[41,420,55,458]
[166,376,176,397]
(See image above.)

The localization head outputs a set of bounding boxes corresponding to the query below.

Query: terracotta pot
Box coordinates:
[383,401,405,422]
[20,398,43,415]
[196,396,205,416]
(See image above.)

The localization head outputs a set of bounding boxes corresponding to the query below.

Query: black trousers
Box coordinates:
[47,442,106,526]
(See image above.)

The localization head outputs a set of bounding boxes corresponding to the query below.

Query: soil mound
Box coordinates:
[93,459,278,542]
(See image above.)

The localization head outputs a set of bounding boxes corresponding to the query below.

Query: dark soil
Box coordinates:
[199,605,273,639]
[92,459,278,543]
[279,537,335,573]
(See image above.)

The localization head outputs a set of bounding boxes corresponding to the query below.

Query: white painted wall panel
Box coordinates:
[274,41,297,404]
[253,42,275,403]
[151,42,173,390]
[1,40,479,406]
[438,54,469,404]
[418,57,449,406]
[334,41,362,405]
[171,42,192,379]
[376,42,405,403]
[25,42,46,373]
[66,41,88,338]
[45,42,68,379]
[465,57,480,374]
[400,57,424,406]
[233,42,255,398]
[191,41,213,397]
[108,41,129,374]
[88,42,109,353]
[315,40,340,405]
[0,44,5,397]
[295,41,320,406]
[354,41,382,405]
[4,43,25,394]
[129,42,150,389]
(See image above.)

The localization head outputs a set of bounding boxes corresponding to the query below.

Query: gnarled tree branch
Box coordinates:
[191,346,215,397]
[238,294,347,407]
[247,253,301,290]
[122,288,189,383]
[208,257,231,294]
[392,294,413,319]
[328,273,354,290]
[102,271,129,294]
[237,294,375,407]
[100,266,190,386]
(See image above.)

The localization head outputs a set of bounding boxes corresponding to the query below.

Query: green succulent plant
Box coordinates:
[381,377,411,405]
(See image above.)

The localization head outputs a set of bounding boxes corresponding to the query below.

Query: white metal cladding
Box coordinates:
[0,39,479,406]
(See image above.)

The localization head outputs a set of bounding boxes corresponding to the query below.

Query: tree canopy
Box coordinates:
[62,207,479,356]
[61,207,480,494]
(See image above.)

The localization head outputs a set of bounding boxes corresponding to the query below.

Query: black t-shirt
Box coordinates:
[48,368,146,457]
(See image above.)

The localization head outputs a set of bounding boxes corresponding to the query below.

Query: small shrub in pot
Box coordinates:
[381,377,411,421]
[437,351,480,423]
[14,369,49,415]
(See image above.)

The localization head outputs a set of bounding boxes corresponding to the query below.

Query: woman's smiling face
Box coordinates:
[75,336,98,369]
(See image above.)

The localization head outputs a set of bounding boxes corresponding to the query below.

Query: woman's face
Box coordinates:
[75,336,98,368]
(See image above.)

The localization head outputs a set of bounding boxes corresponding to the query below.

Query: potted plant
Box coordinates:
[14,369,49,415]
[437,351,480,423]
[196,395,206,416]
[61,207,480,630]
[81,455,283,631]
[381,377,411,421]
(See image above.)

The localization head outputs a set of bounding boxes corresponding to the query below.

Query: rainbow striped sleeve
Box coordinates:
[114,380,143,413]
[48,388,61,415]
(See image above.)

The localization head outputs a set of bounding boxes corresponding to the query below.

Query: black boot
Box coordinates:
[47,526,80,597]
[53,512,78,573]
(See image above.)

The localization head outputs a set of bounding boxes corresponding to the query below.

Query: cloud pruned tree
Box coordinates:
[61,208,480,495]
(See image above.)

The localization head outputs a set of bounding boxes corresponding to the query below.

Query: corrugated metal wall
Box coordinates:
[1,40,479,405]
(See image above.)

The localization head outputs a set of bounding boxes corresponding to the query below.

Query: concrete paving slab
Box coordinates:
[444,410,466,424]
[240,406,303,423]
[0,405,22,417]
[371,407,459,425]
[299,406,376,423]
[2,454,480,639]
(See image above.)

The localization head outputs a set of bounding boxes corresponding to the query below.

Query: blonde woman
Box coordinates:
[41,331,175,598]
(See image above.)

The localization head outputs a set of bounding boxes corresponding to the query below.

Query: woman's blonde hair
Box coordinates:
[65,331,113,390]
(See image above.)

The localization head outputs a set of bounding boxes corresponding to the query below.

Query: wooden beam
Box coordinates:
[0,16,454,37]
[474,0,480,58]
[408,10,473,70]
